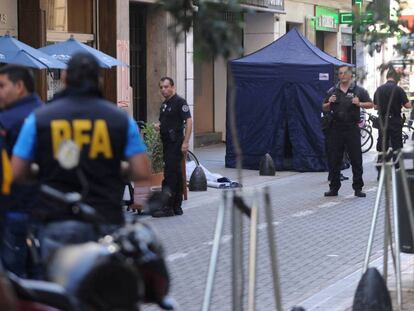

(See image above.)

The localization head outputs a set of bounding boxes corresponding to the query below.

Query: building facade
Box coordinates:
[0,0,353,148]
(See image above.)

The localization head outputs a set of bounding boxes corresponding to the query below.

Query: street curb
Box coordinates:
[298,253,414,311]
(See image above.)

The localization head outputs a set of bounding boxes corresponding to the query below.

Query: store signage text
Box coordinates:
[315,6,339,32]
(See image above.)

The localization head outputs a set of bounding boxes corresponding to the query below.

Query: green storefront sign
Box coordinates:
[340,12,353,25]
[315,6,339,32]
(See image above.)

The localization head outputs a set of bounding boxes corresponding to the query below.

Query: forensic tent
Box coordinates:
[225,28,352,172]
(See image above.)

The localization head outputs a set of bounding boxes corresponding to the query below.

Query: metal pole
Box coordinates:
[202,191,228,311]
[398,156,414,245]
[264,187,283,311]
[391,164,403,308]
[232,192,243,311]
[247,193,258,311]
[383,165,391,281]
[363,165,385,271]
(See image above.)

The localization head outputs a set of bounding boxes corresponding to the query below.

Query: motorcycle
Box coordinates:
[5,185,175,311]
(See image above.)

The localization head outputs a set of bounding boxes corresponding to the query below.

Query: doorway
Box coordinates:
[130,3,147,122]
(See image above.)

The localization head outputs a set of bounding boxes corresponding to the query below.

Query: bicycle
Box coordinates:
[402,120,414,143]
[360,127,374,153]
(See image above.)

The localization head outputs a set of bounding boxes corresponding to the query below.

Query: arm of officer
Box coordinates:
[401,88,412,109]
[353,89,374,109]
[182,117,192,153]
[322,88,335,112]
[127,154,151,182]
[11,113,37,183]
[124,117,151,182]
[373,90,379,110]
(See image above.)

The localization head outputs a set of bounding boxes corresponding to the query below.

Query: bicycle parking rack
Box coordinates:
[201,187,283,311]
[363,146,414,310]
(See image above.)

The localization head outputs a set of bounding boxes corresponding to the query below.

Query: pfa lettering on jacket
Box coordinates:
[51,119,113,159]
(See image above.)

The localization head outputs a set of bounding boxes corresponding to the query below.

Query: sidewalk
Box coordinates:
[297,253,414,311]
[192,143,414,311]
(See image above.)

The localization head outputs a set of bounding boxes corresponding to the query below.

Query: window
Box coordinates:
[47,0,94,33]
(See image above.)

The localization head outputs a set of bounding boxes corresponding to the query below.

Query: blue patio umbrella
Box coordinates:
[0,35,66,69]
[39,37,126,69]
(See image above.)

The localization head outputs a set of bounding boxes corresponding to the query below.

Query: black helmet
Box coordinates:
[48,242,142,310]
[111,222,171,305]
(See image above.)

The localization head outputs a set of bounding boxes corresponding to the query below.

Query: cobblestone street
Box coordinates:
[141,145,386,311]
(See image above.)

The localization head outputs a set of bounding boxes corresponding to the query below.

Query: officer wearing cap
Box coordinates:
[374,69,411,165]
[153,77,192,218]
[11,52,151,263]
[322,66,373,198]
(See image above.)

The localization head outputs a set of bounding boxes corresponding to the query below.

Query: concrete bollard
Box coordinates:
[189,165,207,191]
[352,267,392,311]
[259,153,276,176]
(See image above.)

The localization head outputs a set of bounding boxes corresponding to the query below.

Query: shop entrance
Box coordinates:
[130,3,147,122]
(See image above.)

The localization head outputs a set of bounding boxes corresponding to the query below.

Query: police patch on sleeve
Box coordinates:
[182,104,189,112]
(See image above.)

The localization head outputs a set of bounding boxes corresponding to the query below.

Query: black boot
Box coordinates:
[173,192,184,216]
[324,190,338,197]
[174,207,183,216]
[152,207,174,218]
[354,190,366,198]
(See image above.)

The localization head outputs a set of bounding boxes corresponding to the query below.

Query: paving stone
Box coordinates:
[140,145,404,311]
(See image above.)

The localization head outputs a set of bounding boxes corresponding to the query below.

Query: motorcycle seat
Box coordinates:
[8,272,78,311]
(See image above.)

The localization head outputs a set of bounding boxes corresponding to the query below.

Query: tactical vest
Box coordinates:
[330,86,360,124]
[34,96,128,224]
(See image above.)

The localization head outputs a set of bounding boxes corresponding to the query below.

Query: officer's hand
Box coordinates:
[352,96,360,106]
[328,95,337,103]
[154,122,160,131]
[181,142,189,154]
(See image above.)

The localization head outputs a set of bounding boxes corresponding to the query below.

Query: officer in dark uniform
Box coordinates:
[322,65,373,197]
[11,53,151,264]
[0,136,12,252]
[0,65,42,278]
[322,111,349,182]
[373,69,411,164]
[152,77,192,218]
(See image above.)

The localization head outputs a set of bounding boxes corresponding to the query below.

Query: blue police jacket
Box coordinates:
[0,94,43,214]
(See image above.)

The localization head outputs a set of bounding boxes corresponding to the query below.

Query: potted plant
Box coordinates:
[141,122,164,184]
[132,122,164,210]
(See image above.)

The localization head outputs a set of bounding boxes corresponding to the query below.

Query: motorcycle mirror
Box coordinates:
[56,140,80,170]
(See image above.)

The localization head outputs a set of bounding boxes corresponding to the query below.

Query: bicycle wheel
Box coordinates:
[403,125,414,142]
[360,127,373,153]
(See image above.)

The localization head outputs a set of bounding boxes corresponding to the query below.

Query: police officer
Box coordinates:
[152,77,192,217]
[373,69,411,165]
[11,53,151,263]
[0,65,43,278]
[322,66,373,197]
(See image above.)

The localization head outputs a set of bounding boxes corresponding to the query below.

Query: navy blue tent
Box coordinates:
[225,28,352,172]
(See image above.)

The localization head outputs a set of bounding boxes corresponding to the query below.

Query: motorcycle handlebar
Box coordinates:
[40,185,104,224]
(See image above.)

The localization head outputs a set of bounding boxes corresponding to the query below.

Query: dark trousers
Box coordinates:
[323,128,334,180]
[329,125,363,191]
[376,119,403,152]
[1,214,40,278]
[162,138,183,209]
[376,118,403,166]
[324,129,349,181]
